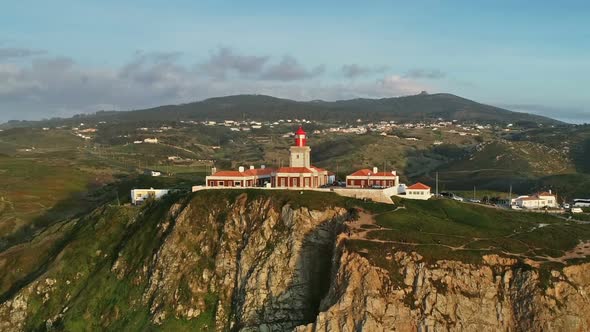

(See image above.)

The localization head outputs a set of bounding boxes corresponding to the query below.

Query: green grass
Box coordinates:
[348,198,590,269]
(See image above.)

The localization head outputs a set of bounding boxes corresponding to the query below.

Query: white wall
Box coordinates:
[404,189,431,200]
[131,189,170,205]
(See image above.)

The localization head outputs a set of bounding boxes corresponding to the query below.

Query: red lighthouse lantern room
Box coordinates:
[295,127,307,147]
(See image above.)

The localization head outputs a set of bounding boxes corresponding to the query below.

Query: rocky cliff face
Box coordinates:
[296,250,590,332]
[1,191,589,331]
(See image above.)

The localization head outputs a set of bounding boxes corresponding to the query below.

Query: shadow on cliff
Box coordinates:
[232,209,350,331]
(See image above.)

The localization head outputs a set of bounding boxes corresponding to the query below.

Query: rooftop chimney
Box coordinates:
[373,167,378,174]
[261,165,266,169]
[211,167,217,175]
[238,166,245,172]
[250,165,255,170]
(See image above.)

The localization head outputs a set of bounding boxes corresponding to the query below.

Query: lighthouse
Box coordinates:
[294,126,307,147]
[289,126,311,168]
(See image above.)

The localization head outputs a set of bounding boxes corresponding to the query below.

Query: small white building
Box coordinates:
[143,138,159,144]
[131,188,171,205]
[401,182,432,200]
[145,170,162,177]
[511,191,558,209]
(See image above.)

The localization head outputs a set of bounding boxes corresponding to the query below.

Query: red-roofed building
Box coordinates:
[346,167,399,189]
[206,165,275,187]
[403,182,431,200]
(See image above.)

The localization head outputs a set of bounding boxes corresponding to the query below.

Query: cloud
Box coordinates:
[404,68,446,79]
[0,47,47,59]
[341,64,389,78]
[0,49,430,122]
[198,47,269,79]
[260,56,325,81]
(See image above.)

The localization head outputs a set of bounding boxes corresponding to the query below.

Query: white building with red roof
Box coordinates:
[346,167,399,189]
[206,165,274,188]
[403,182,432,200]
[511,190,558,209]
[274,127,328,188]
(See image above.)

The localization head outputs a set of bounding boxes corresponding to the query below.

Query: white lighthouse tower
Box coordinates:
[289,127,311,168]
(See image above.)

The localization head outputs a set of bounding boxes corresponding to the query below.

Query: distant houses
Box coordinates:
[143,138,159,144]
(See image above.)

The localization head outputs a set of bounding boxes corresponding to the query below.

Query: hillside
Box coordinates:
[0,93,562,129]
[1,190,590,331]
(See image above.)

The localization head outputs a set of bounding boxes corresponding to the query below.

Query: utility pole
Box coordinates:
[473,186,476,200]
[435,172,439,197]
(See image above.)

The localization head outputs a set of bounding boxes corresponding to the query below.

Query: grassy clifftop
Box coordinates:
[346,198,590,278]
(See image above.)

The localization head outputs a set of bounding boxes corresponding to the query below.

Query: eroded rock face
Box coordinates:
[296,251,590,332]
[130,194,349,331]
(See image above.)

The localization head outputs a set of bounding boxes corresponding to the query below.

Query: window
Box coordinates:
[234,181,241,186]
[218,181,224,186]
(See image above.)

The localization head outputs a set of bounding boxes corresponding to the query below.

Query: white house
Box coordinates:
[511,191,558,209]
[131,188,171,205]
[401,182,432,200]
[143,138,159,144]
[145,170,162,177]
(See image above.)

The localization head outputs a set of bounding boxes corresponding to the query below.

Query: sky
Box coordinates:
[1,0,589,123]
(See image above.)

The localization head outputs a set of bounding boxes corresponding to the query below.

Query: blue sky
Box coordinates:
[1,0,589,123]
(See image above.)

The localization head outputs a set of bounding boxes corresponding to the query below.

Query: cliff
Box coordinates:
[0,190,589,331]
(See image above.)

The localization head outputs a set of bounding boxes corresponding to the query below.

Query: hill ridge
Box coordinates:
[0,93,563,128]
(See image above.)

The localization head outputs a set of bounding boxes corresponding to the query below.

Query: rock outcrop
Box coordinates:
[296,250,590,332]
[1,191,590,331]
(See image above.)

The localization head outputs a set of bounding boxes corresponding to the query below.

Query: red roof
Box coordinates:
[211,168,274,177]
[373,171,397,177]
[211,170,245,177]
[276,167,314,174]
[536,191,555,197]
[407,182,430,190]
[295,126,306,135]
[310,166,327,172]
[348,169,371,176]
[348,169,397,177]
[243,168,274,176]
